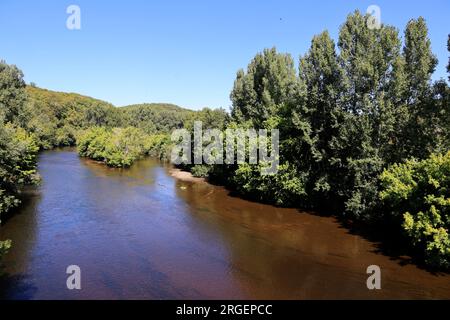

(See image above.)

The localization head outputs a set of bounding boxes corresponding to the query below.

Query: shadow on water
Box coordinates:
[208,177,447,276]
[0,187,40,226]
[1,150,449,299]
[0,178,42,300]
[335,218,449,276]
[0,273,38,300]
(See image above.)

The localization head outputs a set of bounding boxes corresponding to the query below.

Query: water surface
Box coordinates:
[1,149,449,299]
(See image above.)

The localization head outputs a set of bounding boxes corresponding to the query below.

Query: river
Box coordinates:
[0,149,449,299]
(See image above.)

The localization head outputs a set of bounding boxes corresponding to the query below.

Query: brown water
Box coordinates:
[0,149,449,299]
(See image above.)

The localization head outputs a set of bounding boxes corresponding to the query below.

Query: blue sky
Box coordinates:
[0,0,449,110]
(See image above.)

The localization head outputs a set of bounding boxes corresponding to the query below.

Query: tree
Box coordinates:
[380,152,450,269]
[230,47,299,128]
[0,123,39,219]
[334,11,405,218]
[404,18,438,104]
[400,17,439,159]
[447,34,450,81]
[0,61,27,125]
[294,31,344,205]
[0,61,39,220]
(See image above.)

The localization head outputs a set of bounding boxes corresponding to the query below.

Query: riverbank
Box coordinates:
[168,168,206,183]
[1,150,450,299]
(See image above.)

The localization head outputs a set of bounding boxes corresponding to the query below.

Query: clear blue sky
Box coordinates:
[0,0,448,110]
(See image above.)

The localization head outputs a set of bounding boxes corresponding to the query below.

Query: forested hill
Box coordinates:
[119,103,195,134]
[25,86,194,149]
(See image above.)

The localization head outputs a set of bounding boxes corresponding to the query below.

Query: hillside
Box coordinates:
[119,103,195,134]
[25,86,194,148]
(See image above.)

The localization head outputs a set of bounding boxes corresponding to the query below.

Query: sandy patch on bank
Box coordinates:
[169,168,206,183]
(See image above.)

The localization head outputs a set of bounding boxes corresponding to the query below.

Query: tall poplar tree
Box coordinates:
[294,31,344,205]
[334,11,404,218]
[401,17,439,159]
[230,47,299,128]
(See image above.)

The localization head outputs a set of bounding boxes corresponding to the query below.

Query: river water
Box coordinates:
[0,149,449,299]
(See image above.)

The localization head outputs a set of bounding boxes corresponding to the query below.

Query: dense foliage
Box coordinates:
[1,61,40,262]
[0,238,11,271]
[76,105,229,168]
[380,152,450,269]
[121,103,194,134]
[24,88,195,150]
[0,62,40,220]
[1,10,449,269]
[220,12,449,216]
[25,86,120,149]
[197,12,449,268]
[0,124,39,215]
[78,127,149,167]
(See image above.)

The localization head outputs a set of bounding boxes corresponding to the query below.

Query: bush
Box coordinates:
[0,239,12,263]
[144,134,172,161]
[232,162,307,206]
[78,127,171,167]
[0,123,40,220]
[380,152,450,269]
[78,127,143,167]
[190,165,212,178]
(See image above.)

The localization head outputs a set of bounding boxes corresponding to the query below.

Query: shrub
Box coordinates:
[380,152,450,269]
[78,127,169,167]
[190,165,212,178]
[0,124,39,220]
[232,162,307,206]
[144,134,172,161]
[0,240,12,262]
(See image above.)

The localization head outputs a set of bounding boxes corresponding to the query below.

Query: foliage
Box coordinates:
[120,103,194,134]
[226,11,449,218]
[144,134,172,161]
[230,47,299,128]
[78,126,174,167]
[222,11,449,268]
[0,61,27,125]
[190,165,212,178]
[232,162,307,207]
[380,152,450,269]
[25,86,120,149]
[1,10,449,270]
[1,61,40,223]
[78,127,149,167]
[0,239,12,267]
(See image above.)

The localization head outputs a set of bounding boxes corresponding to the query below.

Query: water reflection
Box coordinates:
[0,188,41,299]
[0,149,449,299]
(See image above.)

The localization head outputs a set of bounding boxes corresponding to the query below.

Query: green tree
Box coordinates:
[230,47,299,128]
[0,61,27,125]
[334,11,405,218]
[0,62,39,220]
[400,17,439,159]
[447,34,450,81]
[0,123,39,219]
[380,152,450,269]
[293,31,344,206]
[0,239,12,268]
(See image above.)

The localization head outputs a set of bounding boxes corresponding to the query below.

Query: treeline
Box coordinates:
[78,127,170,167]
[1,10,449,269]
[24,87,223,168]
[121,103,194,134]
[25,87,197,149]
[184,12,449,268]
[77,107,229,168]
[0,62,201,260]
[0,63,40,219]
[0,62,40,261]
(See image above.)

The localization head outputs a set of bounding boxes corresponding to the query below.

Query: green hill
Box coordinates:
[25,86,194,148]
[119,103,195,134]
